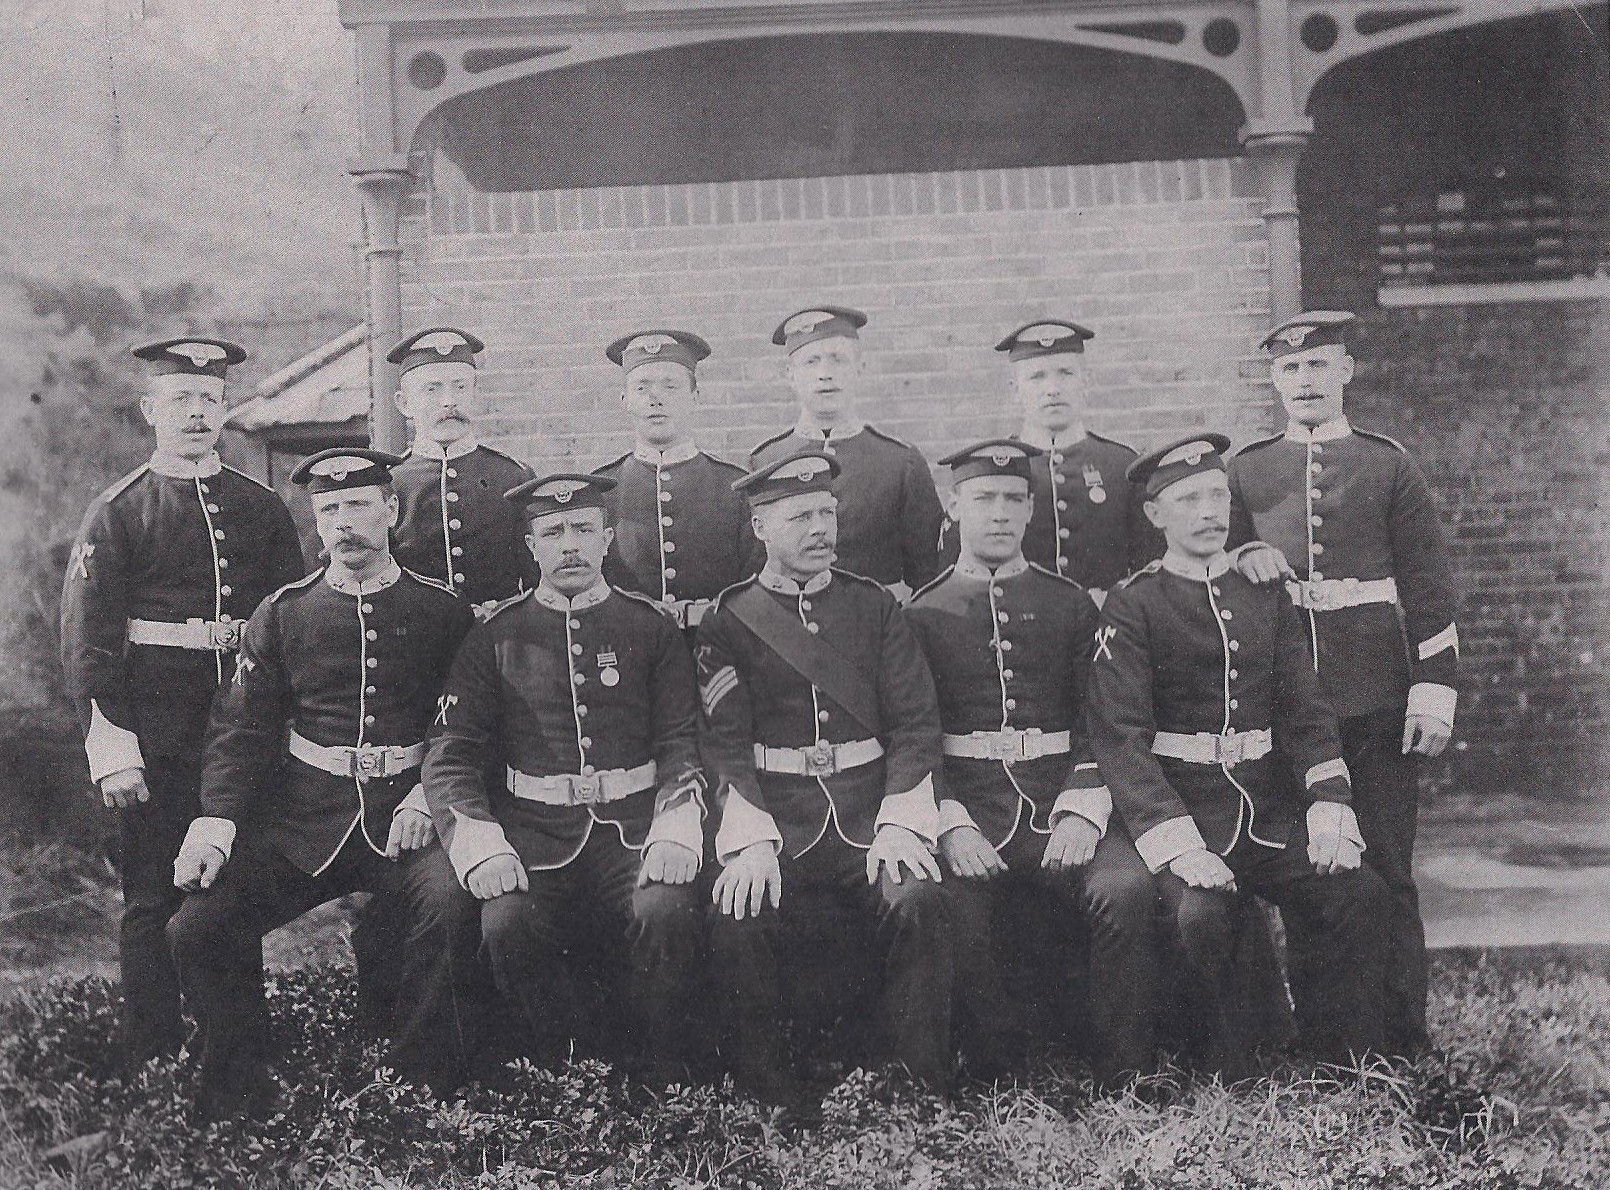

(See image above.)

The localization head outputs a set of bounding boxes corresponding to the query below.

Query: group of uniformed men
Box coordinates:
[60,304,1457,1121]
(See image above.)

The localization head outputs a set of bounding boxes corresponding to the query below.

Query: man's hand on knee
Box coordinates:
[712,842,781,921]
[1041,814,1100,873]
[466,853,528,901]
[866,825,941,886]
[1168,848,1237,892]
[173,838,227,892]
[638,840,699,887]
[384,808,435,859]
[100,767,149,810]
[939,825,1006,880]
[1402,713,1451,758]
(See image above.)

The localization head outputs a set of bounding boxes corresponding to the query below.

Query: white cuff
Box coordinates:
[1134,815,1207,874]
[182,816,237,862]
[645,798,705,860]
[86,700,144,785]
[393,784,430,818]
[1307,799,1364,852]
[875,774,941,849]
[937,798,979,836]
[714,786,783,864]
[1303,758,1350,790]
[446,807,519,887]
[1407,682,1457,730]
[1050,785,1112,837]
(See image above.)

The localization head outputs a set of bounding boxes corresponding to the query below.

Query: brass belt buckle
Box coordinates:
[569,774,604,805]
[209,620,241,651]
[349,746,385,780]
[986,734,1021,762]
[802,743,836,777]
[1215,733,1246,767]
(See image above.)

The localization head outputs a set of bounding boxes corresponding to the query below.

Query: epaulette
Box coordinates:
[268,569,323,603]
[592,451,631,474]
[480,589,533,621]
[99,463,150,503]
[712,574,761,610]
[614,586,679,623]
[402,567,456,595]
[830,566,885,590]
[1087,430,1138,455]
[1235,432,1284,456]
[1354,427,1408,454]
[703,451,748,474]
[1115,559,1163,590]
[864,424,917,451]
[481,442,533,469]
[749,427,795,459]
[908,564,956,604]
[222,464,275,492]
[1028,561,1086,590]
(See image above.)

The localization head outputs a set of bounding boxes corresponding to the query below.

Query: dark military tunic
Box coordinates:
[749,424,944,590]
[593,443,755,625]
[424,581,704,879]
[392,439,535,612]
[200,563,473,874]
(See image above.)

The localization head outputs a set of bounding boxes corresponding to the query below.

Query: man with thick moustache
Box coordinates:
[750,306,945,595]
[388,327,536,616]
[592,329,754,631]
[1089,434,1389,1079]
[696,450,951,1111]
[940,321,1160,604]
[906,439,1158,1086]
[59,337,305,1066]
[422,473,706,1084]
[166,448,479,1121]
[1229,311,1458,1058]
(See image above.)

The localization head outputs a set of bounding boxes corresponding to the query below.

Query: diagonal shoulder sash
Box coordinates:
[726,583,881,735]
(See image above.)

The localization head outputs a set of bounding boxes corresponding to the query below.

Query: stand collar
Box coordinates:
[1161,550,1232,581]
[1284,416,1352,444]
[758,565,833,596]
[534,577,611,612]
[411,433,480,461]
[326,558,402,595]
[954,553,1029,582]
[1017,424,1087,452]
[793,418,865,442]
[149,451,223,479]
[633,440,700,466]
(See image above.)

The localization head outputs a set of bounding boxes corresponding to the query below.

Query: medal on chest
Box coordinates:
[1082,463,1107,504]
[596,650,620,687]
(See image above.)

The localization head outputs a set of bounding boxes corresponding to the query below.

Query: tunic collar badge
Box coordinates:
[411,433,480,461]
[634,440,699,467]
[149,451,224,479]
[758,566,832,596]
[534,578,611,612]
[1285,417,1353,444]
[325,559,402,596]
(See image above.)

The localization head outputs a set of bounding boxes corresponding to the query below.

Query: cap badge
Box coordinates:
[783,310,835,337]
[414,331,465,355]
[309,455,366,480]
[553,488,573,503]
[780,457,830,482]
[1275,326,1311,347]
[170,342,227,367]
[629,333,677,354]
[990,450,1013,467]
[1183,447,1206,466]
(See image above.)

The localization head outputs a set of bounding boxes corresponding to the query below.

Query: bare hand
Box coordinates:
[712,842,781,920]
[1402,713,1451,758]
[466,853,528,901]
[639,840,700,887]
[939,825,1007,880]
[173,839,227,892]
[384,808,435,859]
[866,825,942,885]
[1169,848,1237,891]
[100,767,149,810]
[1041,814,1100,873]
[1235,545,1295,585]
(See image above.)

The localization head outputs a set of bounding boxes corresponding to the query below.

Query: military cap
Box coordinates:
[387,327,485,375]
[1126,432,1232,498]
[938,438,1043,485]
[1259,310,1355,357]
[731,449,841,508]
[132,337,247,379]
[994,319,1096,361]
[605,329,711,376]
[505,473,617,521]
[771,305,868,352]
[291,447,405,495]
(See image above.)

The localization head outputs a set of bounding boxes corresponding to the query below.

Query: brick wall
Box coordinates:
[397,156,1275,475]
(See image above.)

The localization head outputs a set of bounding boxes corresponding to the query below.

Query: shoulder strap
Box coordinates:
[725,583,880,734]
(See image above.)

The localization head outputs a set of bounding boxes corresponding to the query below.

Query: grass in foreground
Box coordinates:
[0,950,1604,1189]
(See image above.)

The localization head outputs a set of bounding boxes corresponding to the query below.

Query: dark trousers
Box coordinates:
[710,835,954,1088]
[480,831,701,1072]
[115,753,200,1063]
[1157,827,1389,1080]
[1287,706,1429,1056]
[167,837,478,1118]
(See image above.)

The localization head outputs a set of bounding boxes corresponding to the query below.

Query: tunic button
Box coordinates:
[1220,610,1233,621]
[573,673,585,686]
[218,558,229,569]
[806,622,820,634]
[214,529,225,541]
[1210,587,1221,598]
[664,567,677,580]
[997,612,1009,624]
[362,604,374,614]
[366,629,377,641]
[800,600,812,611]
[569,619,581,629]
[1310,489,1322,501]
[661,516,673,528]
[1229,640,1240,651]
[1058,558,1069,570]
[1005,698,1017,710]
[1229,699,1239,710]
[449,519,462,530]
[219,613,233,623]
[1311,544,1324,555]
[577,705,588,716]
[446,468,457,479]
[582,765,595,776]
[1002,669,1014,680]
[1310,515,1323,527]
[365,685,376,695]
[580,737,593,749]
[571,643,582,655]
[366,657,378,668]
[658,490,671,503]
[451,546,463,556]
[1000,640,1013,651]
[198,483,209,494]
[991,587,1004,598]
[446,492,460,502]
[1312,444,1323,455]
[364,715,375,725]
[662,541,675,553]
[1310,463,1323,476]
[207,504,220,514]
[220,585,232,596]
[1058,528,1070,539]
[453,572,466,583]
[818,710,830,723]
[1051,454,1064,466]
[1229,669,1239,680]
[1057,500,1068,511]
[1312,570,1325,580]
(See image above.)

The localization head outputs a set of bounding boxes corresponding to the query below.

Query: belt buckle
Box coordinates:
[209,620,241,651]
[1302,580,1332,612]
[348,746,385,780]
[569,774,604,805]
[802,742,837,777]
[986,733,1021,762]
[1215,733,1246,767]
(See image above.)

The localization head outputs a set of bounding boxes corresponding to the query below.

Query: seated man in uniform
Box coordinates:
[696,450,952,1113]
[907,439,1158,1086]
[422,473,706,1085]
[168,448,480,1121]
[1089,433,1390,1080]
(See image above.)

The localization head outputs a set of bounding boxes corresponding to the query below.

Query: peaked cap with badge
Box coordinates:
[1126,432,1233,497]
[733,450,841,508]
[937,438,1042,485]
[133,336,247,379]
[1258,310,1355,357]
[506,472,617,520]
[994,319,1096,361]
[291,447,405,494]
[388,327,485,374]
[771,305,867,352]
[606,328,711,375]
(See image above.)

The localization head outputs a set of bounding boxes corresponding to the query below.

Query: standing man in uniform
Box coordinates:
[1089,434,1388,1079]
[906,439,1158,1086]
[166,448,480,1120]
[59,337,305,1065]
[750,306,945,595]
[940,320,1160,604]
[1229,311,1458,1057]
[593,329,754,631]
[423,473,707,1084]
[697,450,951,1111]
[388,327,535,617]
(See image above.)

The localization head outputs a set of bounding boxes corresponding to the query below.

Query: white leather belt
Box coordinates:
[943,728,1071,761]
[754,738,883,777]
[1286,577,1398,612]
[127,617,243,651]
[289,730,426,779]
[664,598,713,629]
[507,760,657,806]
[1151,728,1272,767]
